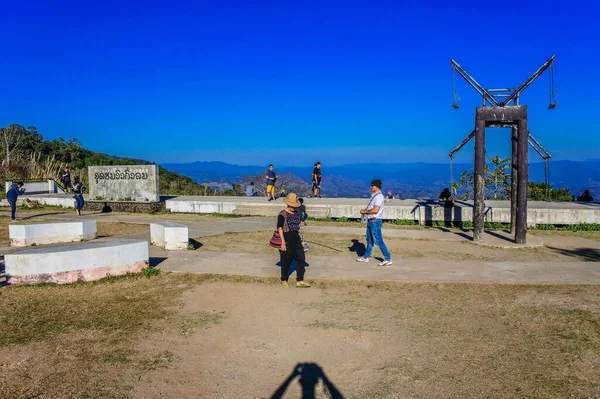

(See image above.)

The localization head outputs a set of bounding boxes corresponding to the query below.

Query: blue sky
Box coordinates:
[1,0,599,166]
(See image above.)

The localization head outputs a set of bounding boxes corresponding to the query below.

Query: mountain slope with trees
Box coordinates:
[0,124,207,198]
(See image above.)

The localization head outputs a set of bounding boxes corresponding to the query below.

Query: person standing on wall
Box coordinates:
[62,166,72,193]
[312,162,322,198]
[356,179,393,266]
[72,176,86,216]
[266,164,277,201]
[6,182,26,221]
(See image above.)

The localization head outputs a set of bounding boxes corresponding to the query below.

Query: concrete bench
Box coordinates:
[150,221,189,250]
[4,240,149,285]
[9,220,97,247]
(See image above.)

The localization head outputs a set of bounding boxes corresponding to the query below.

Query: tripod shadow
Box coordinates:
[271,363,344,399]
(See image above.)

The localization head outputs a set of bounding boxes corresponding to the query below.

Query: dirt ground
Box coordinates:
[0,274,599,399]
[197,230,600,262]
[0,216,148,246]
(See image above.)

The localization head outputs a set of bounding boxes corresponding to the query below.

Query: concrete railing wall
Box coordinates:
[165,197,600,226]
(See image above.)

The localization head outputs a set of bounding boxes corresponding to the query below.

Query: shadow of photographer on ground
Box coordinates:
[270,362,344,399]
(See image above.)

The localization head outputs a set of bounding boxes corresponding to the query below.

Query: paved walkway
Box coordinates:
[0,211,274,238]
[154,250,600,285]
[2,211,597,285]
[1,211,542,247]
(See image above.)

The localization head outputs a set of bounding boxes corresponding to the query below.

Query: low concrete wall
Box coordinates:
[150,222,189,250]
[5,180,64,195]
[9,220,97,247]
[164,197,600,226]
[5,240,149,285]
[26,195,76,208]
[166,199,237,214]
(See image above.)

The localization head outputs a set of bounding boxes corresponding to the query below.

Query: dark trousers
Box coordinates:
[8,200,16,220]
[75,194,85,211]
[279,232,306,282]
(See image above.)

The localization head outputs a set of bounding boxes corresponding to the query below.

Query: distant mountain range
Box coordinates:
[161,160,600,199]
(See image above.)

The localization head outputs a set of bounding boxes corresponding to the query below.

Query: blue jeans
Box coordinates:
[74,194,85,211]
[364,219,391,260]
[8,200,16,220]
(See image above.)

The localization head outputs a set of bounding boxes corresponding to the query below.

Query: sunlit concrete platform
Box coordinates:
[9,220,97,247]
[164,196,600,226]
[4,240,149,285]
[150,221,189,250]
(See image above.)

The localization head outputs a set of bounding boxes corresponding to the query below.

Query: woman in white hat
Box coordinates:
[277,192,310,288]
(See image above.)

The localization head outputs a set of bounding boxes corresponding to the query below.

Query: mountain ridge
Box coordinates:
[162,160,600,199]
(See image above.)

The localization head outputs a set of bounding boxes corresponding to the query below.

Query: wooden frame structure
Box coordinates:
[449,56,557,244]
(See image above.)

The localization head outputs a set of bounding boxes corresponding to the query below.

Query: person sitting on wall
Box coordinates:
[438,188,454,208]
[246,182,256,197]
[577,189,594,202]
[386,190,393,202]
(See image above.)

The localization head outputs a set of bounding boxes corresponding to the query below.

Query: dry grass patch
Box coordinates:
[96,221,148,238]
[0,273,224,399]
[0,275,599,398]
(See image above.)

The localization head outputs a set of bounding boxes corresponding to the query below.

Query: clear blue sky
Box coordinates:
[1,0,598,166]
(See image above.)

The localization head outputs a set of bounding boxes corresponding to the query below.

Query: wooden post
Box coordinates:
[473,119,486,242]
[511,126,518,235]
[515,119,529,244]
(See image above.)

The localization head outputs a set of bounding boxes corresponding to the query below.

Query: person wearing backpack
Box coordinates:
[72,176,86,216]
[356,179,392,266]
[276,193,310,288]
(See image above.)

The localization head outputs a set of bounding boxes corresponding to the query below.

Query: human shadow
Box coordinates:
[270,363,344,399]
[275,260,310,277]
[348,239,366,256]
[546,246,600,262]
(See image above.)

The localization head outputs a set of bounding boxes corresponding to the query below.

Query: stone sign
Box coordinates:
[88,165,160,202]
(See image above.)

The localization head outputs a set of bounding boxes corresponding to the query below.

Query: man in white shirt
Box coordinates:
[357,179,392,266]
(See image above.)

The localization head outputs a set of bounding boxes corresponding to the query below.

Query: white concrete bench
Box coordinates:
[9,220,97,247]
[150,221,189,250]
[5,240,149,285]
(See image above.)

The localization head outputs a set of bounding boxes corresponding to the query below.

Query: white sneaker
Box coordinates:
[356,257,369,263]
[378,260,393,266]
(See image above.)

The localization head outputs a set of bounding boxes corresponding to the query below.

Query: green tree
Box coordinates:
[452,156,511,200]
[487,156,511,199]
[528,182,572,201]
